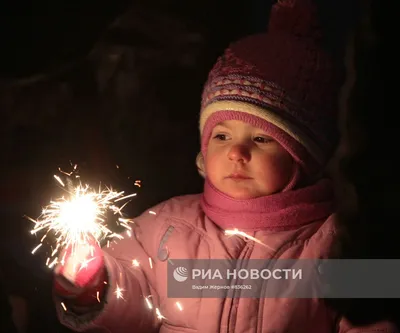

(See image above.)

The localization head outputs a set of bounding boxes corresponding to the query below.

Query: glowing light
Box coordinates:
[176,301,183,311]
[145,296,153,309]
[224,228,274,250]
[28,169,136,265]
[114,284,124,299]
[155,308,166,320]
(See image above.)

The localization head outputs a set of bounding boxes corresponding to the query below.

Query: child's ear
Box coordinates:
[196,152,206,178]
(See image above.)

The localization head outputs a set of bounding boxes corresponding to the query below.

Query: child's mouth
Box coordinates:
[227,173,252,180]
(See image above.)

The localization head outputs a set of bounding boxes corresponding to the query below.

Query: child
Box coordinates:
[53,0,397,332]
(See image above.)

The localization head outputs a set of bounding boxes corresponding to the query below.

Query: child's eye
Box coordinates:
[213,134,228,141]
[254,136,273,143]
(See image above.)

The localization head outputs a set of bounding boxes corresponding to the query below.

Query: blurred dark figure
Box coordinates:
[329,0,399,328]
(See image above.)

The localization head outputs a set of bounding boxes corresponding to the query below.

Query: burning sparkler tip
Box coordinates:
[29,168,139,267]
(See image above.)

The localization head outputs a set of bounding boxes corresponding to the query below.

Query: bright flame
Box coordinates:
[28,170,136,264]
[53,192,98,240]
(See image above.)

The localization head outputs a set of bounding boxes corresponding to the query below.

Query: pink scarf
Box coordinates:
[200,178,334,231]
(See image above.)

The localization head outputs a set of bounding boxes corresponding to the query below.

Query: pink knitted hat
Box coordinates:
[198,0,344,176]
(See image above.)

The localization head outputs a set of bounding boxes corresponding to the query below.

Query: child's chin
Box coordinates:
[224,188,256,200]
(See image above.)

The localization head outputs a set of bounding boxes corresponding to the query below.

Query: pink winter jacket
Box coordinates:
[56,179,397,333]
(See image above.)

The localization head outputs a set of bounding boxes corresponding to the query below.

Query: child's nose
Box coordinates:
[228,144,251,163]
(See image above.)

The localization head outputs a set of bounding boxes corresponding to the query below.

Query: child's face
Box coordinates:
[205,120,294,199]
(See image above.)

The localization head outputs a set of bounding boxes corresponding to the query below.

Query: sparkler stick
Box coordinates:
[27,166,173,321]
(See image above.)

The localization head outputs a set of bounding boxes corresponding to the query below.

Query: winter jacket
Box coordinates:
[57,179,397,333]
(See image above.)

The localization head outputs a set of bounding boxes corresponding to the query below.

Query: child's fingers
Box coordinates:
[55,243,104,289]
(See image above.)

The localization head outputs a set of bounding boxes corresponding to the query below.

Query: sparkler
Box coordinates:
[224,228,274,251]
[28,167,176,323]
[27,167,136,266]
[29,168,271,323]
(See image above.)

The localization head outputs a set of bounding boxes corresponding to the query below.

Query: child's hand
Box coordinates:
[54,240,105,299]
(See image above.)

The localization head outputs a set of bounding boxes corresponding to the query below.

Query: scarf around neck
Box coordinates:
[200,178,334,231]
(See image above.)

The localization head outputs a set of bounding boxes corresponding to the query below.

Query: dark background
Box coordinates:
[0,0,394,332]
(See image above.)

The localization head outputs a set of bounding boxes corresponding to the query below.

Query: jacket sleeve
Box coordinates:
[55,201,168,333]
[338,316,398,333]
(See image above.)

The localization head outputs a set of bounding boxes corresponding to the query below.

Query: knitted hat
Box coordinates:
[198,0,344,176]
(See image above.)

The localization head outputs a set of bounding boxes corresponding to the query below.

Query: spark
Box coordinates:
[145,296,153,309]
[31,243,42,254]
[60,251,67,266]
[144,295,165,320]
[119,222,132,230]
[176,301,183,311]
[134,180,141,188]
[51,246,60,257]
[118,218,133,223]
[58,167,73,176]
[48,257,58,269]
[155,308,166,320]
[114,285,124,299]
[61,302,67,311]
[78,256,96,271]
[28,169,136,265]
[109,233,124,240]
[115,193,137,202]
[54,175,65,187]
[224,228,274,251]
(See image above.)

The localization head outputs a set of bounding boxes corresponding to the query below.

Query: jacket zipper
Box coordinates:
[226,240,253,333]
